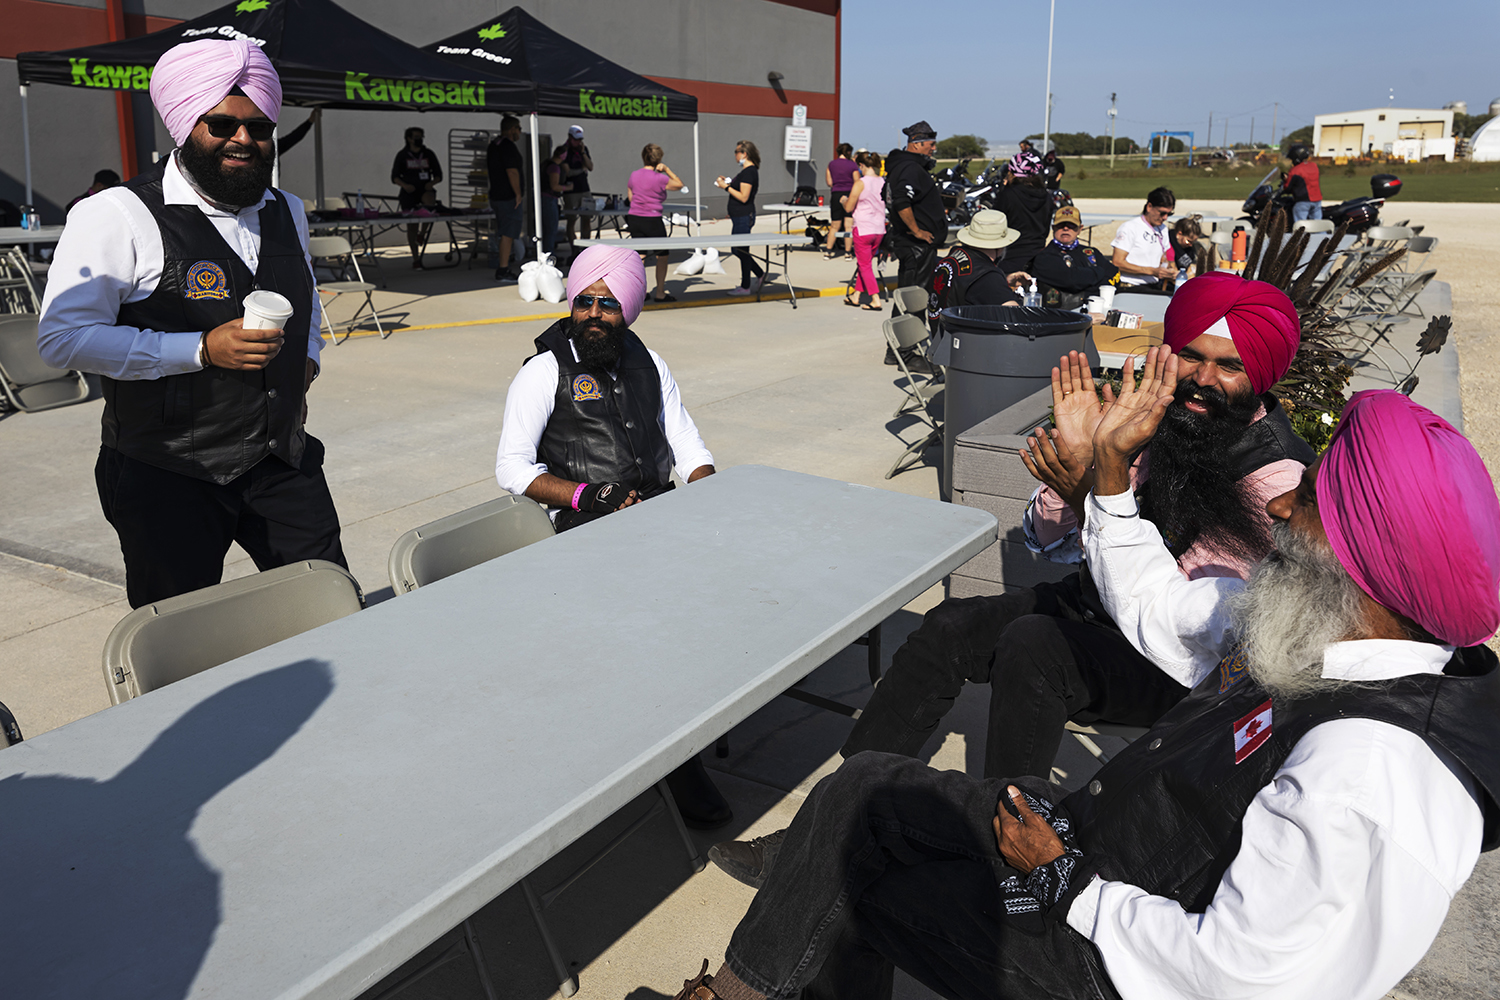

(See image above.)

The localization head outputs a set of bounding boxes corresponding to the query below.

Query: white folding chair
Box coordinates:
[883,314,943,480]
[307,235,385,343]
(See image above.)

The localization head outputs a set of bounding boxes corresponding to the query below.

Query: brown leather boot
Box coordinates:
[672,959,720,999]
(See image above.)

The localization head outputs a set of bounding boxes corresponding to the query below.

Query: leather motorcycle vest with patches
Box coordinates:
[107,159,313,484]
[1061,645,1500,914]
[532,321,673,496]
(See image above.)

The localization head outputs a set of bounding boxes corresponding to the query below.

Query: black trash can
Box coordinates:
[938,305,1099,500]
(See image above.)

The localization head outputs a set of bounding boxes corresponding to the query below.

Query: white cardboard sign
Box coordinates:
[784,125,813,162]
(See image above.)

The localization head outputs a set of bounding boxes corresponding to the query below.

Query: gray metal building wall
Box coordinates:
[1,0,837,223]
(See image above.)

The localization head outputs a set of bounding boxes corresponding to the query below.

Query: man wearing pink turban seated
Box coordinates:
[657,362,1500,1000]
[39,39,345,608]
[494,244,728,826]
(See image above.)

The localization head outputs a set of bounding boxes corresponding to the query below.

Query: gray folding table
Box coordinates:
[0,465,995,1000]
[577,233,813,306]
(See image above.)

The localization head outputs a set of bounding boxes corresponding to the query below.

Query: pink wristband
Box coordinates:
[571,483,589,510]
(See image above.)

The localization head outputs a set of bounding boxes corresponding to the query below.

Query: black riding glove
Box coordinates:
[576,481,632,513]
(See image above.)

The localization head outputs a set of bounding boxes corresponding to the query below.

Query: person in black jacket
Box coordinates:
[884,122,946,303]
[392,126,443,269]
[994,159,1054,276]
[1032,205,1119,309]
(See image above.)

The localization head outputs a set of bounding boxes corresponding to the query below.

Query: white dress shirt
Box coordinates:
[494,336,715,501]
[38,152,323,380]
[1067,487,1483,1000]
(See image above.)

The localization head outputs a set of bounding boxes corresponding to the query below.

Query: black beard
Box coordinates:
[569,317,626,374]
[179,135,275,209]
[1136,380,1271,562]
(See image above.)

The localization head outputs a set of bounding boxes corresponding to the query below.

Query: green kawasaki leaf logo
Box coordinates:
[236,0,270,13]
[477,23,506,40]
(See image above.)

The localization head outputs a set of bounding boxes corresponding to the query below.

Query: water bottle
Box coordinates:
[355,188,364,215]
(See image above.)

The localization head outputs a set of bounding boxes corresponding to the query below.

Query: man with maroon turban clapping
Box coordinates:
[655,358,1500,1000]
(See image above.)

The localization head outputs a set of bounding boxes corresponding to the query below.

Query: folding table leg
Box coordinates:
[656,778,708,872]
[463,917,501,1000]
[856,622,882,684]
[715,734,730,758]
[521,876,578,998]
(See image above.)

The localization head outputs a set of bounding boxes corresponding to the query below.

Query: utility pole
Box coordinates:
[1223,118,1228,149]
[1108,92,1117,169]
[1250,117,1255,148]
[1207,111,1213,151]
[1271,102,1279,150]
[1042,0,1056,155]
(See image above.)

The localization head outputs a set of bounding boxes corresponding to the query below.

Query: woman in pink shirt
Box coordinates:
[841,151,886,310]
[628,143,684,302]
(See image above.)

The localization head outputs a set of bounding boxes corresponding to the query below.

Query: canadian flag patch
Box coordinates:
[1233,699,1273,764]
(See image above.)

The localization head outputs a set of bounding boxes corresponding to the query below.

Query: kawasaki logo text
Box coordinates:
[577,89,668,118]
[345,72,486,106]
[69,59,152,90]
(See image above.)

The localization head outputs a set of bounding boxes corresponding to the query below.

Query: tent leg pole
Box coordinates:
[693,120,701,237]
[20,85,33,210]
[530,112,542,261]
[271,125,280,190]
[314,110,325,207]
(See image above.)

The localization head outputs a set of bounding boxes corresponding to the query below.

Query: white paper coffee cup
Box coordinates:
[1098,285,1117,311]
[1086,296,1104,313]
[243,290,294,331]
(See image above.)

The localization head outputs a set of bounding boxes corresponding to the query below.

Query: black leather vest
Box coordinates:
[105,158,313,485]
[531,321,673,495]
[928,245,1010,320]
[1061,645,1500,913]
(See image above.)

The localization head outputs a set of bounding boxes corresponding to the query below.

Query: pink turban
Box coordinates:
[150,40,282,147]
[1318,390,1500,647]
[1163,272,1300,394]
[565,244,647,326]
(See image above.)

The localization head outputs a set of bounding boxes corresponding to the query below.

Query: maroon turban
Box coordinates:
[1163,272,1300,394]
[1318,390,1500,647]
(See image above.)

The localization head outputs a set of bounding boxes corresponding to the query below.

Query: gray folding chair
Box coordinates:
[1401,235,1438,274]
[0,247,42,314]
[308,235,385,343]
[883,314,943,480]
[387,493,555,594]
[0,313,89,413]
[102,559,363,704]
[892,285,928,317]
[386,495,696,999]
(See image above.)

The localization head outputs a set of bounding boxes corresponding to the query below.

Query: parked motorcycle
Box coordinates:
[1241,170,1401,235]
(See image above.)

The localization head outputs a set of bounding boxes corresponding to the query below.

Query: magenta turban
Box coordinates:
[565,244,647,326]
[1163,272,1300,394]
[150,39,282,147]
[1318,390,1500,646]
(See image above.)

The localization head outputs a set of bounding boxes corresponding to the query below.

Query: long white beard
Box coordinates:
[1228,523,1369,701]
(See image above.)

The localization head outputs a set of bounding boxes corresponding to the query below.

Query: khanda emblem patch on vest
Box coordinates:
[571,373,604,401]
[184,261,230,301]
[1217,641,1250,693]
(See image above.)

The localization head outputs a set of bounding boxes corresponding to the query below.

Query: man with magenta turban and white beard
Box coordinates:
[39,39,345,609]
[494,244,728,826]
[656,366,1500,1000]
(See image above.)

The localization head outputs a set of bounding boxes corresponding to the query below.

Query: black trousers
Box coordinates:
[96,438,348,609]
[726,752,1120,1000]
[841,577,1187,779]
[890,235,941,312]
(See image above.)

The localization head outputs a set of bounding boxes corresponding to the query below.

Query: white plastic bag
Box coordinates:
[535,254,566,303]
[701,247,726,275]
[675,248,705,276]
[517,260,541,302]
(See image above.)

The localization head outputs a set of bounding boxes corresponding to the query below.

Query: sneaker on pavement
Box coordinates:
[902,351,937,375]
[708,828,786,889]
[726,286,753,296]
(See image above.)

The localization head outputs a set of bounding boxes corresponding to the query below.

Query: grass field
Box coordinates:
[936,159,1500,203]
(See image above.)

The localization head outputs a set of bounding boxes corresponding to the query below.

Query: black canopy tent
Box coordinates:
[423,7,703,236]
[15,0,535,210]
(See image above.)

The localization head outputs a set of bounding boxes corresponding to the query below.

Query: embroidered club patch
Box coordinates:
[184,261,230,301]
[571,373,603,401]
[1233,699,1273,764]
[1218,643,1249,692]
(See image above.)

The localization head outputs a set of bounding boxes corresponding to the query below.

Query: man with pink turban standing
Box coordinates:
[39,39,345,608]
[653,361,1500,1000]
[494,244,727,826]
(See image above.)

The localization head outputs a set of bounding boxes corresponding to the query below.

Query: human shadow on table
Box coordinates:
[0,659,333,1000]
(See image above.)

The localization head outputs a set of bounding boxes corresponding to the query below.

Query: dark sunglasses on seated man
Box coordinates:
[199,115,278,141]
[573,293,623,314]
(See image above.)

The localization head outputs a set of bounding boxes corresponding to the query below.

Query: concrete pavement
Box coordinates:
[1,201,1495,999]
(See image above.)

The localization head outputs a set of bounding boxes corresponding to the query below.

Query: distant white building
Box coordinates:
[1471,116,1500,163]
[1312,107,1455,159]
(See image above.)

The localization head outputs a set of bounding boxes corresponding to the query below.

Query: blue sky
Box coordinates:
[838,0,1499,152]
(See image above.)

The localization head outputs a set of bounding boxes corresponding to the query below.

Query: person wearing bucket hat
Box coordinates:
[1030,205,1119,310]
[926,210,1033,329]
[38,38,347,609]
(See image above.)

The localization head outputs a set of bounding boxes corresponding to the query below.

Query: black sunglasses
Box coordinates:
[199,115,277,141]
[573,293,623,314]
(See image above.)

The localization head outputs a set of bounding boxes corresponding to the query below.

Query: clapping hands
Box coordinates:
[1091,346,1178,497]
[1019,352,1104,510]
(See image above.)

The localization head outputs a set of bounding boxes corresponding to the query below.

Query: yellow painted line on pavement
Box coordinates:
[320,280,893,341]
